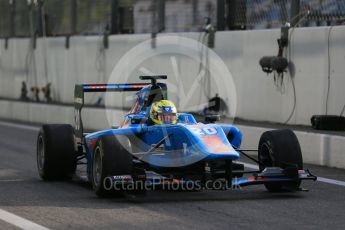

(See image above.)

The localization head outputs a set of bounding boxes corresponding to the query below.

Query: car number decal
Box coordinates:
[191,127,217,136]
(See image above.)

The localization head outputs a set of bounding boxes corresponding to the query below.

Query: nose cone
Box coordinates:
[200,135,240,160]
[185,124,240,160]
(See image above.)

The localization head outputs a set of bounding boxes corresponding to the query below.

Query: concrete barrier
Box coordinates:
[1,99,344,169]
[238,125,345,169]
[1,26,345,126]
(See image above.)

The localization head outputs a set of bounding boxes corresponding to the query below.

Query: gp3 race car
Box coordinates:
[36,75,316,197]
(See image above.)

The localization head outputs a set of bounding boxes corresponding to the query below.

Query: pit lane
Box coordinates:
[0,121,344,230]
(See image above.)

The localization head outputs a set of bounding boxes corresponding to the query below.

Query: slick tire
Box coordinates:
[37,124,77,180]
[258,129,303,192]
[91,135,134,198]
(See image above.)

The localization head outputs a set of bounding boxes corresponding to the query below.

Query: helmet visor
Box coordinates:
[157,113,177,124]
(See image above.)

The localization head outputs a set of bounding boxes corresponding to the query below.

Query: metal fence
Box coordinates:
[0,0,113,37]
[244,0,345,29]
[0,0,345,38]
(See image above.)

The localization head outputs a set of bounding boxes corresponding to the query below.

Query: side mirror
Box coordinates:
[204,114,220,124]
[131,116,148,124]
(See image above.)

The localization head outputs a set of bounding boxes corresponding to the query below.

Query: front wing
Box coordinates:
[108,167,317,190]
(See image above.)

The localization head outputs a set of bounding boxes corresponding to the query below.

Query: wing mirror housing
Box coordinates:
[131,115,148,124]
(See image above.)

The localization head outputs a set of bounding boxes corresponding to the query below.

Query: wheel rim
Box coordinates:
[37,136,45,171]
[93,147,103,187]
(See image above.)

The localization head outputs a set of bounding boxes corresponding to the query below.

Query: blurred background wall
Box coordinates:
[0,0,345,126]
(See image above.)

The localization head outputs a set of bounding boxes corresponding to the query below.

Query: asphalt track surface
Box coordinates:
[0,121,345,230]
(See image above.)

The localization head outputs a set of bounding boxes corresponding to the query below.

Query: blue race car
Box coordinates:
[36,75,316,197]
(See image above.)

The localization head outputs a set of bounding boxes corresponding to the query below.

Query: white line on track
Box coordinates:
[0,121,47,229]
[240,161,345,187]
[317,177,345,187]
[0,121,40,132]
[0,209,50,230]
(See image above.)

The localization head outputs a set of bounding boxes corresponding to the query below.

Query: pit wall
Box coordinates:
[0,26,345,126]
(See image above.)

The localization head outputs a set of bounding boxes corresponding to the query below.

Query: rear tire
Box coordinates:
[258,129,303,192]
[37,124,77,180]
[91,135,135,197]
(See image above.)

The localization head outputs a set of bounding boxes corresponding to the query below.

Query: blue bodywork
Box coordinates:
[83,83,243,170]
[74,79,316,190]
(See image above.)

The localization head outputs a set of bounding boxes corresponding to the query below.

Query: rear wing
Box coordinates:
[74,83,149,140]
[78,83,149,93]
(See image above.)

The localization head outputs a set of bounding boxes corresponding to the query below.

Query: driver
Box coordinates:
[149,100,177,125]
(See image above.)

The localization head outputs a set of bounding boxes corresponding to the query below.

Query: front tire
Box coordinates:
[258,129,303,192]
[91,135,134,197]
